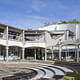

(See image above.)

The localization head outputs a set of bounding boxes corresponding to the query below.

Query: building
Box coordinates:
[0,24,80,63]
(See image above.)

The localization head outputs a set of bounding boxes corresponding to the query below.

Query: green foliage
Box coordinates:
[67,72,80,80]
[59,20,68,24]
[59,76,75,80]
[58,72,80,80]
[59,19,80,24]
[44,19,80,26]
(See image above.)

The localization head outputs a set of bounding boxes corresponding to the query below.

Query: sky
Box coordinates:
[0,0,80,29]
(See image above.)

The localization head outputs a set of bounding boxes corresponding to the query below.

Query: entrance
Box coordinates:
[25,47,45,60]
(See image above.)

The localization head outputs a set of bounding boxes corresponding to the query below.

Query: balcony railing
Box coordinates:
[8,34,22,41]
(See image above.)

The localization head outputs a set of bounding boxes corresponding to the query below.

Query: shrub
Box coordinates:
[58,72,80,80]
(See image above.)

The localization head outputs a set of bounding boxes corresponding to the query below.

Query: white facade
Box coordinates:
[0,24,80,62]
[39,24,80,39]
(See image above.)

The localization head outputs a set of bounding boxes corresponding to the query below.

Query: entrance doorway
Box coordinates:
[25,47,45,60]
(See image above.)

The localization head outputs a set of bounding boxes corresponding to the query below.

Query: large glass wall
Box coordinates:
[0,29,4,39]
[8,31,22,41]
[0,45,6,60]
[25,48,45,60]
[8,46,22,60]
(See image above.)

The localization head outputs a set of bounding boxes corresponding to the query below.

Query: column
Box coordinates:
[45,48,47,61]
[22,48,25,60]
[34,48,36,60]
[65,51,67,61]
[0,46,1,56]
[22,30,25,43]
[77,45,79,63]
[6,46,8,61]
[6,26,8,61]
[52,46,54,60]
[67,30,69,40]
[65,46,68,61]
[22,30,25,60]
[75,45,77,59]
[59,46,62,61]
[42,49,44,60]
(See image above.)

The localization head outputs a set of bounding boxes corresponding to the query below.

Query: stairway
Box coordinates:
[30,65,73,80]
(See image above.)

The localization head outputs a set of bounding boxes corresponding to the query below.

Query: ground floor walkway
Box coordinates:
[0,45,80,63]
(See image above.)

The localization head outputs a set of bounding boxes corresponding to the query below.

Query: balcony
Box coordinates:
[8,34,22,41]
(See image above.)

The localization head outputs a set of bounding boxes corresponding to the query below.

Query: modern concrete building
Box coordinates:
[0,24,80,63]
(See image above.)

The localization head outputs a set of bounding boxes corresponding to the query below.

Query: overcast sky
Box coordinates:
[0,0,80,29]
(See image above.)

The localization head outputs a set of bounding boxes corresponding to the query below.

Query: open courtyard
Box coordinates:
[0,60,79,80]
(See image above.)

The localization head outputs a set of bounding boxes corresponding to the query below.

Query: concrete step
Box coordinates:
[50,65,73,72]
[30,68,45,80]
[30,64,74,80]
[46,66,65,75]
[39,67,55,79]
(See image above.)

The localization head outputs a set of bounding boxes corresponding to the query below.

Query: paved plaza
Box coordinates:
[0,61,53,80]
[0,61,79,80]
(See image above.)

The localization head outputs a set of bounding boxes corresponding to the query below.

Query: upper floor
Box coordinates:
[0,24,77,48]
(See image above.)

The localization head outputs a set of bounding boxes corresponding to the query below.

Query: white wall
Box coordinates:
[39,24,80,40]
[8,40,23,47]
[0,39,6,46]
[39,24,78,33]
[24,42,46,48]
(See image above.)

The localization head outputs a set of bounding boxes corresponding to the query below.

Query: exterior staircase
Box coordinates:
[30,64,73,80]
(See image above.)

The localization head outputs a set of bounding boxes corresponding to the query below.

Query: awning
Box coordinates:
[53,49,77,53]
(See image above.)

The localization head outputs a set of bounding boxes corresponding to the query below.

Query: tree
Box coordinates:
[69,19,80,24]
[59,20,68,24]
[59,19,80,24]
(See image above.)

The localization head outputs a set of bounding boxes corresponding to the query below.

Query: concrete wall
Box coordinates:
[8,40,23,47]
[24,42,46,48]
[39,24,80,34]
[0,39,46,48]
[0,38,6,46]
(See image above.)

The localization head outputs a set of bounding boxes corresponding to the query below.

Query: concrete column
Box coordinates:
[67,30,69,40]
[65,46,68,61]
[52,46,54,60]
[34,48,36,60]
[6,26,8,42]
[45,48,47,61]
[6,46,8,61]
[22,48,25,60]
[75,46,77,59]
[59,46,62,61]
[42,49,44,60]
[22,30,25,45]
[19,48,21,59]
[6,26,8,61]
[77,45,79,63]
[65,51,67,61]
[22,30,25,60]
[0,46,1,56]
